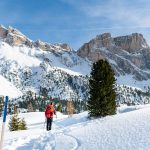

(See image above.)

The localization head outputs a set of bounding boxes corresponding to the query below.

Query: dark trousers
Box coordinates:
[46,118,53,131]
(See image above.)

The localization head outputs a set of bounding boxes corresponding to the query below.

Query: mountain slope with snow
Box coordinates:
[0,40,90,99]
[0,75,22,98]
[0,25,150,105]
[1,105,150,150]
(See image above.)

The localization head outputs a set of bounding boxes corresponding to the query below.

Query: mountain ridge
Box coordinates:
[0,25,150,106]
[0,25,73,52]
[77,32,150,80]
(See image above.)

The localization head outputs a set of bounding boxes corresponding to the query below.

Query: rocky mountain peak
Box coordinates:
[0,25,28,46]
[90,32,112,49]
[34,40,49,50]
[77,33,150,80]
[55,43,73,51]
[114,33,149,52]
[0,25,7,38]
[78,33,149,59]
[77,33,112,62]
[8,26,26,37]
[0,25,72,52]
[95,32,112,48]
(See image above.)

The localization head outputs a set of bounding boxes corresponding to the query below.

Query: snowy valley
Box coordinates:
[1,105,150,150]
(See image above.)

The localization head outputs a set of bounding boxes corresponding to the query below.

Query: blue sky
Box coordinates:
[1,0,150,49]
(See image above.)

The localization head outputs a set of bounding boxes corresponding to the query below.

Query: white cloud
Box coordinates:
[63,0,150,28]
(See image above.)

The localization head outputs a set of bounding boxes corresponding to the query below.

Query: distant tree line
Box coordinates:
[18,94,87,114]
[1,87,87,115]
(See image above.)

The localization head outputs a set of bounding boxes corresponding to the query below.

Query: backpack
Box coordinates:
[45,105,54,118]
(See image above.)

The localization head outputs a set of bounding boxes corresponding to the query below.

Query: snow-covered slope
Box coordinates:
[0,40,90,100]
[0,75,22,98]
[0,25,150,105]
[1,105,150,150]
[117,74,150,90]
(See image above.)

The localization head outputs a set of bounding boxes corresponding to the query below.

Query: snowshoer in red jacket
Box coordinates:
[45,102,56,131]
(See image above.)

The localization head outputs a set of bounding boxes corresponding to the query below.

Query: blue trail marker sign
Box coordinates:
[0,96,8,150]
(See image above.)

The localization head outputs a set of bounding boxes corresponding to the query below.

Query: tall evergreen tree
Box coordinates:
[87,59,116,117]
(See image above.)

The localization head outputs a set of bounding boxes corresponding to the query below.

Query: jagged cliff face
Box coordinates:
[0,25,72,52]
[114,33,148,52]
[77,33,150,80]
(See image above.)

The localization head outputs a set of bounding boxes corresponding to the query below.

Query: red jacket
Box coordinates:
[45,104,56,118]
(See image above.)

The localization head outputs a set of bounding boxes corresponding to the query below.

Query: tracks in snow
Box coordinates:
[52,121,81,150]
[4,121,81,150]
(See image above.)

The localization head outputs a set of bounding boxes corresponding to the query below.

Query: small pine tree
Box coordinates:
[9,105,27,131]
[57,104,62,112]
[8,114,20,131]
[87,59,116,117]
[66,99,74,117]
[18,118,27,130]
[27,102,34,112]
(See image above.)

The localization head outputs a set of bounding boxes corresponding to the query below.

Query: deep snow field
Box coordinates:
[1,105,150,150]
